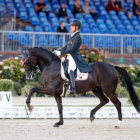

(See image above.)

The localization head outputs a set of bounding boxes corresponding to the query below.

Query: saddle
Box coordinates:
[60,57,88,81]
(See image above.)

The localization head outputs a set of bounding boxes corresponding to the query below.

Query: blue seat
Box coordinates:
[84,14,92,21]
[91,28,100,33]
[45,4,52,11]
[20,12,28,20]
[96,19,104,26]
[35,26,43,32]
[44,26,52,32]
[128,30,137,35]
[42,22,51,28]
[8,33,16,40]
[48,12,55,21]
[110,29,118,34]
[120,15,128,21]
[117,24,125,30]
[59,17,67,23]
[87,18,95,24]
[25,26,33,32]
[37,36,48,46]
[39,12,46,18]
[75,13,83,18]
[40,17,48,24]
[123,20,131,26]
[49,36,58,46]
[131,20,139,26]
[31,17,40,25]
[29,12,37,20]
[100,29,109,34]
[109,10,116,18]
[119,29,127,34]
[89,23,97,28]
[108,24,115,30]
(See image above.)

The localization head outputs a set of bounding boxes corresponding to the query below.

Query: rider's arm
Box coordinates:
[59,45,67,51]
[60,36,81,55]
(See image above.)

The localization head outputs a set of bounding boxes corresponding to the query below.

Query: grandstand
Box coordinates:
[0,0,140,55]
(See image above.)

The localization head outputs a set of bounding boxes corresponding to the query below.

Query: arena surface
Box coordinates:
[0,119,140,140]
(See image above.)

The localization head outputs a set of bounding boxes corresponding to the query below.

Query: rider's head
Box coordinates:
[69,19,82,33]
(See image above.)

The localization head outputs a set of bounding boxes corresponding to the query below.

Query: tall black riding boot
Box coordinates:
[69,70,76,94]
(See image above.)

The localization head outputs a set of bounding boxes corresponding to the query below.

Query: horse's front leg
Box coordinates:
[53,94,63,127]
[26,87,52,112]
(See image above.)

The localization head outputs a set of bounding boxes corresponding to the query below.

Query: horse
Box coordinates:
[21,47,140,128]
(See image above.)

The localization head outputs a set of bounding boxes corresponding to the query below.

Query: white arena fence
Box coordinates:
[0,107,140,119]
[0,31,140,54]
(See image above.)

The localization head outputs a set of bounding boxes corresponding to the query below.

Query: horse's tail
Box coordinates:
[115,66,140,113]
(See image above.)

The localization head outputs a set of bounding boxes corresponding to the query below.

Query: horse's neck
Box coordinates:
[29,49,60,72]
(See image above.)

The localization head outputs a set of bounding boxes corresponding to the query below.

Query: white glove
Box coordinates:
[53,50,61,56]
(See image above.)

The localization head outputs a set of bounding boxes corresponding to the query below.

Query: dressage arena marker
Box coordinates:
[0,107,140,119]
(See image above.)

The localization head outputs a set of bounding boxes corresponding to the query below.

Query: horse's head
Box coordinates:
[21,51,38,79]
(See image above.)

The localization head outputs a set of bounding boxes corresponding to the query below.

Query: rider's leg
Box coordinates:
[67,56,76,94]
[69,70,76,94]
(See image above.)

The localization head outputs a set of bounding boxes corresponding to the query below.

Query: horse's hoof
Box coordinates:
[29,106,34,112]
[90,116,95,123]
[115,126,120,129]
[53,123,60,127]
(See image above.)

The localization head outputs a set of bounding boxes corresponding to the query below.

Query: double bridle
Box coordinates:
[23,52,56,76]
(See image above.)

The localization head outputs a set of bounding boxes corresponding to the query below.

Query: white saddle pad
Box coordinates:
[60,62,88,81]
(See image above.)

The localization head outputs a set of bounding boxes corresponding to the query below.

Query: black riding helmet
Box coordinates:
[69,19,82,29]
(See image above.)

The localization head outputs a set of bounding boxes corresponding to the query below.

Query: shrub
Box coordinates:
[0,79,13,91]
[20,85,36,97]
[13,82,22,96]
[116,84,128,97]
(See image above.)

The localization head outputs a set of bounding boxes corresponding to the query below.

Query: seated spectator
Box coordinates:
[135,2,140,18]
[107,0,118,13]
[57,21,68,33]
[114,0,126,12]
[73,0,84,15]
[133,0,139,15]
[58,2,68,21]
[83,0,99,21]
[35,0,49,17]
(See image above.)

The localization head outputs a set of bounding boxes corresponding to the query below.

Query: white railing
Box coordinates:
[0,107,140,119]
[0,31,140,54]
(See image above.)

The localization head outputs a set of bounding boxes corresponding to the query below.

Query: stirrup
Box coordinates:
[69,88,76,95]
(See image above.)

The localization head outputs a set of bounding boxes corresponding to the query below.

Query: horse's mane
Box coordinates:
[28,47,54,56]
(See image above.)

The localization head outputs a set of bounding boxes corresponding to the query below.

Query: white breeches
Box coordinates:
[67,56,76,73]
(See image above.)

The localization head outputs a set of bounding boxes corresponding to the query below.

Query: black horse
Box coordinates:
[22,47,140,128]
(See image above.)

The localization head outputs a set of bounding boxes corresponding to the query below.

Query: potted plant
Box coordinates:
[0,79,14,108]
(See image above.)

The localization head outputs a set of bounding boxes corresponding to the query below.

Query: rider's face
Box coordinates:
[70,25,78,32]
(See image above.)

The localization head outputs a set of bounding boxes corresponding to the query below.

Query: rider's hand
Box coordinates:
[53,50,61,56]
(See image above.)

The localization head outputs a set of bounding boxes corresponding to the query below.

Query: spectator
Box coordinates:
[83,0,99,21]
[114,0,127,12]
[107,0,118,13]
[58,2,68,21]
[135,2,140,18]
[73,0,84,15]
[57,21,68,33]
[133,0,139,15]
[35,0,49,17]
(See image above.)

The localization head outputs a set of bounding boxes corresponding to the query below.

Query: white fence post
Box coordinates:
[121,36,123,55]
[1,32,4,52]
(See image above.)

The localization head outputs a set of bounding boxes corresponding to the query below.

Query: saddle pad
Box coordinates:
[60,62,88,81]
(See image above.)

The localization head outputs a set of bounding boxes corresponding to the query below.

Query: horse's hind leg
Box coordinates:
[105,93,122,129]
[90,89,109,122]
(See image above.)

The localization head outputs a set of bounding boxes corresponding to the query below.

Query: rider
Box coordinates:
[54,19,92,95]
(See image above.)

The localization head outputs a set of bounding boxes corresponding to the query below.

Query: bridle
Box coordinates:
[23,52,38,76]
[22,51,56,76]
